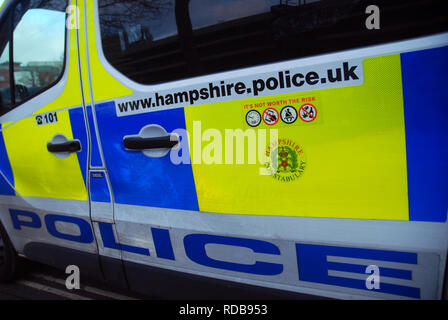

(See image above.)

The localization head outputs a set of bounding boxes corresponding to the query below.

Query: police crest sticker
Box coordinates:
[265,139,306,182]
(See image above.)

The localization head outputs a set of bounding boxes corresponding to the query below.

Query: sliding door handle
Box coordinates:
[124,135,179,151]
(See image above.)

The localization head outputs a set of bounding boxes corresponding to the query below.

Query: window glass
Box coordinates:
[0,13,12,115]
[98,0,448,85]
[13,1,66,105]
[0,43,11,114]
[0,0,66,116]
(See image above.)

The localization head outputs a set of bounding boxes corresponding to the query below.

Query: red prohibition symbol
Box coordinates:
[299,104,317,122]
[262,108,279,125]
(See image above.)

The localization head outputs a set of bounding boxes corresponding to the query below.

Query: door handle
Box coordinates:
[47,140,81,153]
[123,135,179,151]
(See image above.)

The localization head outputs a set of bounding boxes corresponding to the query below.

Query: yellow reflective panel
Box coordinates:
[2,109,87,200]
[185,54,409,220]
[77,0,91,105]
[85,0,133,102]
[1,121,13,129]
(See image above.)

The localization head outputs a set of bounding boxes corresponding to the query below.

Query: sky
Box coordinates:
[0,8,65,65]
[13,8,65,65]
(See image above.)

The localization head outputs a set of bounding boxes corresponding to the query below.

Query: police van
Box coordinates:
[0,0,447,300]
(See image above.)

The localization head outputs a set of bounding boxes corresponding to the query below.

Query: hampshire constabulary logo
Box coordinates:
[265,139,306,182]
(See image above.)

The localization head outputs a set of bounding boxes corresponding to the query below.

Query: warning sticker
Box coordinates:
[299,104,317,122]
[242,94,322,127]
[280,106,298,124]
[246,110,262,127]
[262,108,279,126]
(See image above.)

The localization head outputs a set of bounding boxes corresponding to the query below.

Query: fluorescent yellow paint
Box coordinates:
[2,110,87,200]
[185,54,409,220]
[0,121,13,129]
[85,0,133,102]
[34,26,82,114]
[78,0,91,105]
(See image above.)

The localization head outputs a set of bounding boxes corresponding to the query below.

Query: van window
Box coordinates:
[0,13,12,115]
[0,0,67,116]
[98,0,448,86]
